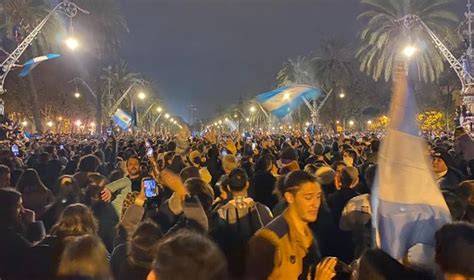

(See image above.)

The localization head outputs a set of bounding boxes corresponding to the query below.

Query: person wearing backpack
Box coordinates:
[215,168,273,279]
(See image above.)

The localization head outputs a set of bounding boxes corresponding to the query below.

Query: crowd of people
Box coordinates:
[0,125,473,280]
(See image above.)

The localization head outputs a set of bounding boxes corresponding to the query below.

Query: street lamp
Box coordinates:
[170,118,174,122]
[224,118,229,122]
[234,114,238,118]
[65,37,79,50]
[245,118,250,122]
[165,113,170,119]
[47,121,54,128]
[250,106,256,113]
[75,120,82,127]
[90,122,96,127]
[349,120,355,126]
[218,120,223,125]
[21,121,28,126]
[403,46,417,58]
[367,120,373,125]
[339,93,345,99]
[156,106,163,113]
[138,92,146,100]
[74,92,81,98]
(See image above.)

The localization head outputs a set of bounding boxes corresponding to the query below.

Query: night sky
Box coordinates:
[119,0,466,122]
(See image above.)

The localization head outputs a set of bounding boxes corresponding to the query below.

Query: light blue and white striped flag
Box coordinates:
[256,85,321,119]
[19,54,60,77]
[113,109,132,131]
[371,63,451,262]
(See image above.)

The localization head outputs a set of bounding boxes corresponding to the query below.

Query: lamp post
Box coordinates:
[0,0,89,98]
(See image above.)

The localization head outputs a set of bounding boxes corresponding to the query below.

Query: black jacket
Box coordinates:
[0,225,32,280]
[250,170,277,209]
[110,244,150,280]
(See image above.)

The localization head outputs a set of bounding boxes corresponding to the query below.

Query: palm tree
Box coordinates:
[77,0,129,132]
[1,0,62,133]
[101,59,144,116]
[356,0,459,83]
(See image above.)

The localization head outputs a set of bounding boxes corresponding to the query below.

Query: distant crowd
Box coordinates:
[0,125,473,280]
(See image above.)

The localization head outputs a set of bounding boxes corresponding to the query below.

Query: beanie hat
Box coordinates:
[315,166,336,185]
[433,148,453,167]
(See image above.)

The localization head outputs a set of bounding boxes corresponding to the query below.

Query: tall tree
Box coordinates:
[1,0,62,132]
[356,0,459,83]
[77,0,129,133]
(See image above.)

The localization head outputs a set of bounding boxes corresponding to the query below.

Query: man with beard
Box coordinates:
[102,156,144,215]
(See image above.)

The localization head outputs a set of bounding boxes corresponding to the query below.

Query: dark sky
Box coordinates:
[119,0,466,122]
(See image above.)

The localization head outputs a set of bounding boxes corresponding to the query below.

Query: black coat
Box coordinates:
[250,170,277,209]
[0,225,32,280]
[110,244,150,280]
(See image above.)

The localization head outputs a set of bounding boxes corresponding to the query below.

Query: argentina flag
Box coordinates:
[113,109,132,131]
[371,63,451,263]
[256,85,321,119]
[19,54,60,78]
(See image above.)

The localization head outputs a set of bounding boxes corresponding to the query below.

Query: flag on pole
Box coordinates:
[113,109,132,131]
[371,63,451,261]
[256,85,321,119]
[19,54,60,78]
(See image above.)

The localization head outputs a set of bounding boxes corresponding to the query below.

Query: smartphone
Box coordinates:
[11,144,19,157]
[143,178,158,198]
[221,149,228,156]
[146,147,154,157]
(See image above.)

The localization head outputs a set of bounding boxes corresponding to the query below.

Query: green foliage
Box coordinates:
[356,0,459,83]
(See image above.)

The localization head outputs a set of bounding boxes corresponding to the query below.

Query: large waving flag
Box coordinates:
[113,109,132,131]
[256,85,321,119]
[371,63,451,262]
[19,54,60,78]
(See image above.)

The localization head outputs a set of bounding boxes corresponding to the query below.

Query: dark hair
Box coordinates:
[77,155,100,173]
[228,168,248,193]
[82,174,107,207]
[435,222,474,277]
[151,230,228,280]
[109,169,124,183]
[364,164,377,192]
[180,166,200,182]
[184,178,214,211]
[56,175,80,204]
[370,139,380,153]
[16,168,49,193]
[0,188,21,225]
[357,249,423,280]
[255,155,273,172]
[340,167,356,189]
[94,150,105,163]
[278,171,318,196]
[128,221,163,269]
[0,164,10,177]
[442,191,465,221]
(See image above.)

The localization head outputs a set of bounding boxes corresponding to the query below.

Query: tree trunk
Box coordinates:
[27,73,43,133]
[96,81,103,135]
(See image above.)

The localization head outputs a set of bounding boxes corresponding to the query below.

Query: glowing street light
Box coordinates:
[403,46,417,58]
[138,92,146,100]
[90,122,96,127]
[367,120,373,125]
[74,92,81,98]
[58,117,63,121]
[224,118,229,122]
[339,93,346,98]
[65,37,79,50]
[165,113,170,119]
[170,118,174,122]
[218,120,223,125]
[75,120,82,127]
[47,121,54,128]
[250,106,256,113]
[21,121,28,126]
[349,120,355,126]
[156,106,163,113]
[234,114,238,118]
[305,122,311,126]
[245,118,250,122]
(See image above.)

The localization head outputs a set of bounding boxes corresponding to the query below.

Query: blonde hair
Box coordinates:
[58,234,111,280]
[222,155,237,174]
[50,203,98,239]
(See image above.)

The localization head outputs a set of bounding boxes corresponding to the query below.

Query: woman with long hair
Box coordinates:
[58,234,112,280]
[28,204,99,279]
[16,168,53,216]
